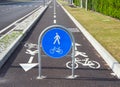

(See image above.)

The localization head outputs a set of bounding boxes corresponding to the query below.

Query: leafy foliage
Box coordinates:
[73,0,120,19]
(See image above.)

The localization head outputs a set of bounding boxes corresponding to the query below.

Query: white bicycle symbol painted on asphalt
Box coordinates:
[22,42,101,71]
[24,42,38,49]
[66,57,100,69]
[49,47,63,54]
[19,42,39,72]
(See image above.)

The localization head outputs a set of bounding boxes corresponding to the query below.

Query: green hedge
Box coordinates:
[73,0,120,19]
[73,0,80,6]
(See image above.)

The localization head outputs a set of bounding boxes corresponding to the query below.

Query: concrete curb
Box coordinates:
[0,4,49,69]
[58,2,120,79]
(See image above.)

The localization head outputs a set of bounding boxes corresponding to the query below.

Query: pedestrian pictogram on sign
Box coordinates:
[53,33,60,45]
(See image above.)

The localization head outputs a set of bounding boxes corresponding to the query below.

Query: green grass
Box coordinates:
[59,0,120,62]
[0,31,22,49]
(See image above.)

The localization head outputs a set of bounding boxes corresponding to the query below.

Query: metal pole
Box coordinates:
[43,0,45,6]
[86,0,88,11]
[81,0,83,8]
[37,38,42,79]
[37,29,48,79]
[68,0,70,4]
[71,35,75,78]
[71,0,73,5]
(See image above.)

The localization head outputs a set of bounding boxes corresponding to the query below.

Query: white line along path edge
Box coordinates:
[58,1,120,79]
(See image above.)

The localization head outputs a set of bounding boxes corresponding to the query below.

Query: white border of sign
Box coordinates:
[37,25,77,79]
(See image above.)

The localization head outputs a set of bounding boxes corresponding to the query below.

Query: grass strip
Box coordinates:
[59,0,120,62]
[0,31,22,52]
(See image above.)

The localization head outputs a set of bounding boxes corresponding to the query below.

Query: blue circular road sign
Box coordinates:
[41,26,72,59]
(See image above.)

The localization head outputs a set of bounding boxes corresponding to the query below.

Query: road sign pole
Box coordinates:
[37,39,42,79]
[43,0,45,6]
[72,39,75,78]
[67,29,78,79]
[37,29,47,79]
[81,0,83,8]
[86,0,88,11]
[37,25,78,79]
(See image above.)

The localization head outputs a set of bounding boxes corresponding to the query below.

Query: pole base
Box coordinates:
[36,76,46,80]
[66,75,79,79]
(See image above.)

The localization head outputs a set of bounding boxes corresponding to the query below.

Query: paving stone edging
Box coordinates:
[0,3,50,69]
[58,2,120,79]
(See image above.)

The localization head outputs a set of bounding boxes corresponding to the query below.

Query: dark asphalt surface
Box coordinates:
[0,1,120,87]
[0,0,44,30]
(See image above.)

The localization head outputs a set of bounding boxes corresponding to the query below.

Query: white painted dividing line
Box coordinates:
[54,0,56,15]
[54,13,56,15]
[53,19,56,24]
[54,15,56,18]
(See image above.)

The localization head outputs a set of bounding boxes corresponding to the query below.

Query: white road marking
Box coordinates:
[28,56,34,63]
[53,19,56,24]
[54,12,56,15]
[0,6,42,34]
[75,51,88,57]
[20,63,38,72]
[54,15,56,18]
[54,0,56,15]
[75,43,81,50]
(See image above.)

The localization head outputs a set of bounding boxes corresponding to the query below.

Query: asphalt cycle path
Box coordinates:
[0,1,120,87]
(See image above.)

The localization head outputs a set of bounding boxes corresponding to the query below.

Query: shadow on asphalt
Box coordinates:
[0,44,23,77]
[0,61,119,82]
[40,76,119,81]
